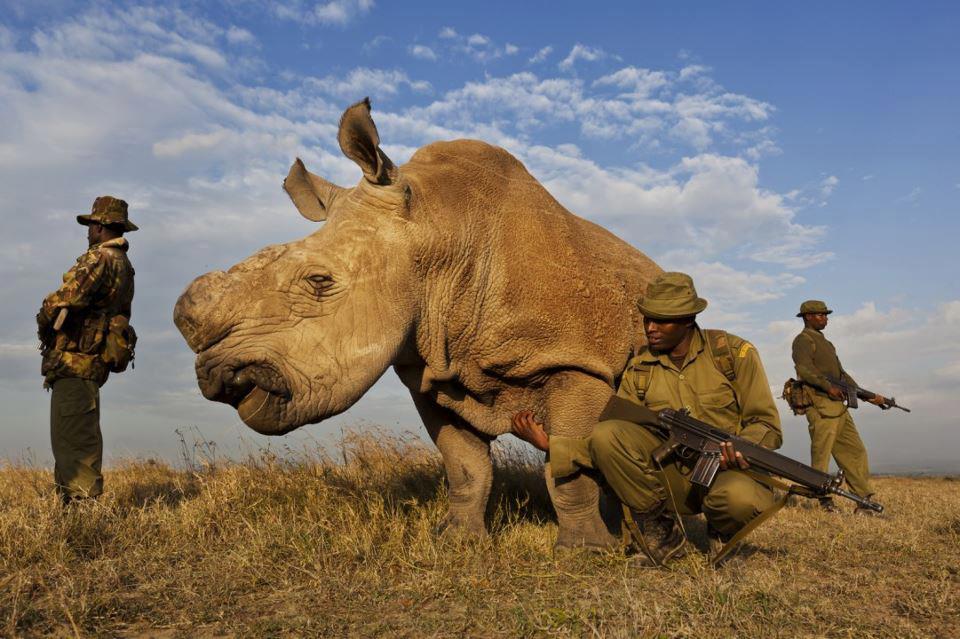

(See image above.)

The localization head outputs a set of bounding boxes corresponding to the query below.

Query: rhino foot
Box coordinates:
[555,514,619,551]
[436,509,489,538]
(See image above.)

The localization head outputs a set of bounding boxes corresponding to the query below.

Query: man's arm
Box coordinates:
[510,410,595,478]
[792,334,845,400]
[791,334,830,392]
[734,342,782,450]
[39,250,108,320]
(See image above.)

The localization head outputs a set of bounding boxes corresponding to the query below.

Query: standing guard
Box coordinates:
[791,300,883,514]
[37,196,138,503]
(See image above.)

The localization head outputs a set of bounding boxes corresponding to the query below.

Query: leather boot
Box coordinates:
[624,505,687,567]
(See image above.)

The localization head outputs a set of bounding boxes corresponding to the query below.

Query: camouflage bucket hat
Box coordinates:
[637,272,708,320]
[76,196,138,232]
[797,300,832,317]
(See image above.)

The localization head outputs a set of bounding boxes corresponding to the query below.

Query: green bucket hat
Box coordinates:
[796,300,833,317]
[77,196,138,232]
[637,272,708,320]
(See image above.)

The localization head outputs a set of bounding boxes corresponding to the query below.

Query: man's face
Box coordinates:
[86,223,99,247]
[804,312,829,330]
[643,316,695,353]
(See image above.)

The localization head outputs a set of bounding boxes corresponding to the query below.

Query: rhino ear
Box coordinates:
[283,158,345,222]
[338,97,396,185]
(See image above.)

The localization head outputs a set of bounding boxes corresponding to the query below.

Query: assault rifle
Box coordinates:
[600,396,884,513]
[826,376,910,412]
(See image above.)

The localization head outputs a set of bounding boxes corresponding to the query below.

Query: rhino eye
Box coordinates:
[306,274,335,299]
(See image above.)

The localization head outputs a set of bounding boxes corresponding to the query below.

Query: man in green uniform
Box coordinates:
[37,196,137,503]
[792,300,884,513]
[512,272,782,565]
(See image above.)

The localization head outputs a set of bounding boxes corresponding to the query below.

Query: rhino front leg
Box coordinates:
[409,390,493,536]
[544,373,619,550]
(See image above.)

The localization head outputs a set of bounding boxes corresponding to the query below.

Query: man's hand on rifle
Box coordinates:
[827,385,846,401]
[511,410,549,452]
[867,394,888,408]
[718,440,750,471]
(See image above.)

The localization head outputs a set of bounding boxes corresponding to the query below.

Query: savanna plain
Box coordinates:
[1,429,957,638]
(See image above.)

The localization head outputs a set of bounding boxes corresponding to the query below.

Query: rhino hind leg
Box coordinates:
[410,392,493,536]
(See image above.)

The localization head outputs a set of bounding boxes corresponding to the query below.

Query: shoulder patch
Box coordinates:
[738,342,754,359]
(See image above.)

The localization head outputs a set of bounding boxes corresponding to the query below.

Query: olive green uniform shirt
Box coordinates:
[791,327,857,397]
[550,328,782,477]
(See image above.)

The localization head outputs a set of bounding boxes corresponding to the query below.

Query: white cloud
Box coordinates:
[679,64,710,80]
[408,44,437,61]
[529,45,553,64]
[0,24,15,52]
[594,66,669,97]
[820,174,839,197]
[898,186,922,204]
[313,0,375,25]
[362,34,390,54]
[225,26,257,46]
[467,33,490,47]
[428,29,514,63]
[558,43,607,71]
[307,67,432,99]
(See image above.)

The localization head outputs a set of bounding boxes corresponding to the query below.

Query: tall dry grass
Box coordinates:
[0,428,957,638]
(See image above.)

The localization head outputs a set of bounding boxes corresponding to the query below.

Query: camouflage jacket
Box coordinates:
[37,238,135,386]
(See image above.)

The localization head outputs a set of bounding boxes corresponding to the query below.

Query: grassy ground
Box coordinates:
[1,429,957,638]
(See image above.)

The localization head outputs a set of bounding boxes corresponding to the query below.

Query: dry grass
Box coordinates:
[1,429,957,638]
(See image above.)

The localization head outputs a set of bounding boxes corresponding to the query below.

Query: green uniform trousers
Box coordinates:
[50,377,103,499]
[805,405,873,498]
[590,419,775,539]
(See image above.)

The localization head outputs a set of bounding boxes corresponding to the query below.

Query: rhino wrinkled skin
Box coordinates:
[174,99,662,548]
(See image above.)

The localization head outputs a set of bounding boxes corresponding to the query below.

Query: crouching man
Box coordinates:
[512,272,782,565]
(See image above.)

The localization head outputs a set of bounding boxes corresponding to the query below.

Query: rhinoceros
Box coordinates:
[174,98,662,549]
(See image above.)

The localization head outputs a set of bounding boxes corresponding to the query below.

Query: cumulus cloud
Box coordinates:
[558,43,607,71]
[225,26,257,47]
[306,67,432,99]
[820,174,839,198]
[272,0,374,25]
[408,44,437,61]
[529,45,553,64]
[426,28,516,63]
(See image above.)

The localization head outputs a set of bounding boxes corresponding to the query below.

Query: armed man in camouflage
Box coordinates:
[792,300,884,514]
[512,273,782,566]
[37,196,137,503]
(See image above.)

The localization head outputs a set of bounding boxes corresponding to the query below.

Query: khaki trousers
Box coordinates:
[588,419,775,539]
[805,403,873,498]
[50,377,103,499]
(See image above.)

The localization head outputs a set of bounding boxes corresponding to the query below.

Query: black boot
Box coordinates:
[624,505,687,566]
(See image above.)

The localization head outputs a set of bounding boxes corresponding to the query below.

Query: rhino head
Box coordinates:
[175,99,420,434]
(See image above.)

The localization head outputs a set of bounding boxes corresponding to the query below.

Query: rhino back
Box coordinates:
[401,140,661,392]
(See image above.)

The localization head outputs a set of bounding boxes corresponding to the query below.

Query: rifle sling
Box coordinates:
[710,470,819,566]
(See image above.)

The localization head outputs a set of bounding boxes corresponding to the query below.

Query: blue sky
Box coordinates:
[1,1,957,472]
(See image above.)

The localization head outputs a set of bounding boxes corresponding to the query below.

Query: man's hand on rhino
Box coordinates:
[511,410,549,452]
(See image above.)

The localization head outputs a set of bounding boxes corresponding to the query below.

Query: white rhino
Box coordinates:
[174,99,662,548]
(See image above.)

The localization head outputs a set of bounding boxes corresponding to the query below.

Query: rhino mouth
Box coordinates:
[197,357,294,433]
